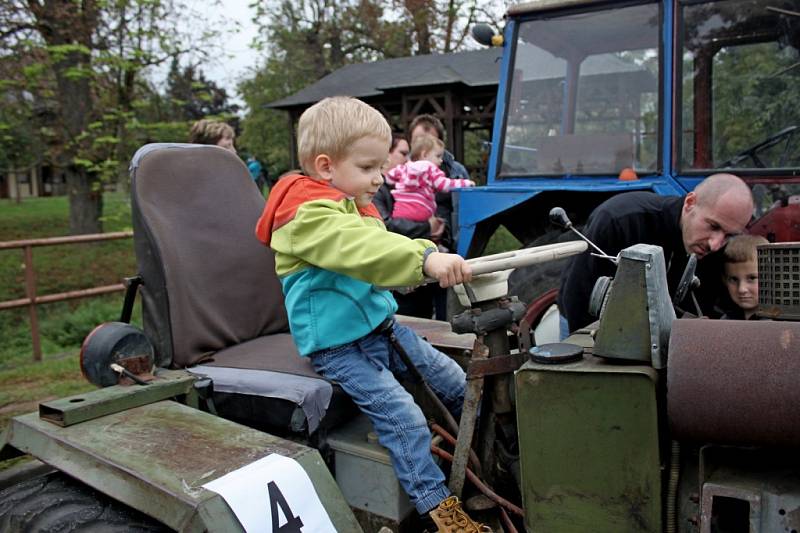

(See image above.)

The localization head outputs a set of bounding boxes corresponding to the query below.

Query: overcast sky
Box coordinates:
[195,1,261,108]
[193,1,508,110]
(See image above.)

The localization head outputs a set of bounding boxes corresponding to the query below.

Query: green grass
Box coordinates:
[0,194,139,450]
[0,194,134,301]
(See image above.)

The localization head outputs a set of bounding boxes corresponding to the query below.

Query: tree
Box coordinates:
[23,1,101,233]
[0,52,47,175]
[0,0,225,234]
[165,58,240,121]
[239,0,503,176]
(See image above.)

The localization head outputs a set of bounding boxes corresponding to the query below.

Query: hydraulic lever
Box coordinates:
[549,207,617,264]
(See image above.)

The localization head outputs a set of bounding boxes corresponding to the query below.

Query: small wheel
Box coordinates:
[0,471,170,532]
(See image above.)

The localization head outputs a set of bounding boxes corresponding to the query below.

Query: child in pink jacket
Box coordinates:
[385,134,475,222]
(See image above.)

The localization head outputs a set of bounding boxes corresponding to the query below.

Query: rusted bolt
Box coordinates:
[689,492,699,504]
[688,514,699,525]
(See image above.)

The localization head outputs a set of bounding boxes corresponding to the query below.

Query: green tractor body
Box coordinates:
[3,0,800,531]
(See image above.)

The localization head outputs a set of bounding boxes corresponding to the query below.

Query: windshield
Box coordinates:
[500,2,660,177]
[678,0,800,172]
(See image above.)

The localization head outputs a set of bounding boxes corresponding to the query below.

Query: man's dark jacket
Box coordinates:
[558,191,723,331]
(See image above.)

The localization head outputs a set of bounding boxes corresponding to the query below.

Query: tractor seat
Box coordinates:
[190,334,356,433]
[129,144,355,434]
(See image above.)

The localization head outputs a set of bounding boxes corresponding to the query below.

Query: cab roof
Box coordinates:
[508,0,606,17]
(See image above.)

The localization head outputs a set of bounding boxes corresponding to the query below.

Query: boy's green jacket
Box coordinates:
[256,174,436,355]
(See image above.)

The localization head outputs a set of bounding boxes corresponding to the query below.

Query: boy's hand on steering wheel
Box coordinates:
[423,252,472,288]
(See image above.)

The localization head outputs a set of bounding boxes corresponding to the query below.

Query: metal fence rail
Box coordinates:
[0,231,134,361]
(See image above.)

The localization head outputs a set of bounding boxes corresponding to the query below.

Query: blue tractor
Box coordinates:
[460,0,800,305]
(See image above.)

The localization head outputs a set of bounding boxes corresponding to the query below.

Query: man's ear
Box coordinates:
[683,191,697,213]
[314,154,334,182]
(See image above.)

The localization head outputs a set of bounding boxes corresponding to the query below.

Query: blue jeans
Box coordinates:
[309,322,466,514]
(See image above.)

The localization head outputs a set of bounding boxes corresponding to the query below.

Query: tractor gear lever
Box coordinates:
[548,207,616,263]
[549,207,572,229]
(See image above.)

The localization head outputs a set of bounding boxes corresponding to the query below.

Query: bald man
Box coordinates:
[558,173,754,334]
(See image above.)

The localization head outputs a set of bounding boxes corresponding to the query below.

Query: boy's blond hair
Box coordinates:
[297,97,391,174]
[410,134,445,161]
[189,119,234,145]
[723,234,769,264]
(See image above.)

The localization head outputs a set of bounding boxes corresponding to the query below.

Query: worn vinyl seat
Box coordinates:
[129,143,356,434]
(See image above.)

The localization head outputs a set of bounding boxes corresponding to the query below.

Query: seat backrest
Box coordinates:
[130,144,288,368]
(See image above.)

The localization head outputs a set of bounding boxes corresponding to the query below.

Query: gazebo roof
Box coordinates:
[266,48,503,109]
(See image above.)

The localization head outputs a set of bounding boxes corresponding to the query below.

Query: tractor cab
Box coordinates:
[460,0,800,260]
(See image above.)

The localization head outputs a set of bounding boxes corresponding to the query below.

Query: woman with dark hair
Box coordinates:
[373,133,445,319]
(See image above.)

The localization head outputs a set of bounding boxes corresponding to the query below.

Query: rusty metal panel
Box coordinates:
[4,401,361,532]
[38,369,196,427]
[699,446,800,533]
[668,320,800,447]
[466,352,526,379]
[396,315,475,352]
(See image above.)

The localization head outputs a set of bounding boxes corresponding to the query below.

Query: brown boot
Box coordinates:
[429,496,492,532]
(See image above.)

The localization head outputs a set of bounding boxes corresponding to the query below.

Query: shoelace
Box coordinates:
[434,497,491,532]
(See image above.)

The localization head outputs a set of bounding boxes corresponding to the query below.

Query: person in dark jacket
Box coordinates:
[558,173,754,337]
[374,133,445,318]
[405,115,471,319]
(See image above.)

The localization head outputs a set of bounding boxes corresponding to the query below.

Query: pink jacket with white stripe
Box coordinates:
[385,160,473,221]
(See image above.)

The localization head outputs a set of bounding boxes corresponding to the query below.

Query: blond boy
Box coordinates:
[722,234,769,319]
[255,97,487,531]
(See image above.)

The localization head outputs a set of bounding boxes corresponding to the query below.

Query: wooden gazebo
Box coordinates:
[267,48,502,178]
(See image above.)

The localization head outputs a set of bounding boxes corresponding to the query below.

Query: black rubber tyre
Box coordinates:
[0,471,170,532]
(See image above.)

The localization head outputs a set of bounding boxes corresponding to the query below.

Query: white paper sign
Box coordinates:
[203,453,337,532]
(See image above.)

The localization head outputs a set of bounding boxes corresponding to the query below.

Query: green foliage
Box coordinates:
[22,63,47,79]
[237,66,296,175]
[46,43,92,61]
[42,298,137,348]
[711,42,800,166]
[238,0,501,173]
[679,5,800,170]
[485,225,522,255]
[63,66,93,80]
[0,0,232,232]
[165,58,240,122]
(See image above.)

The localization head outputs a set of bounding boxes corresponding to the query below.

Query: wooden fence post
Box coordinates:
[23,245,42,361]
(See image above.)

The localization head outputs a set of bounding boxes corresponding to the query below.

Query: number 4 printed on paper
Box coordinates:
[203,453,337,532]
[268,481,304,533]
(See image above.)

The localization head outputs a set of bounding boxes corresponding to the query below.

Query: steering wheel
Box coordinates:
[672,254,697,307]
[721,125,798,168]
[672,253,703,317]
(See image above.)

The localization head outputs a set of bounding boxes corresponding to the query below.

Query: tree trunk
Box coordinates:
[32,0,102,235]
[405,0,433,54]
[443,0,456,53]
[66,166,102,234]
